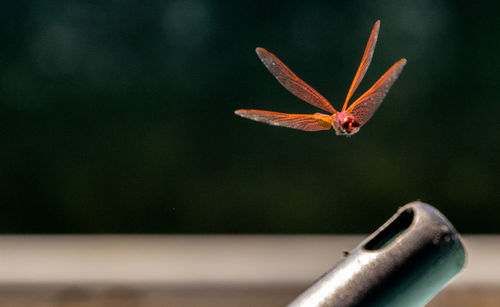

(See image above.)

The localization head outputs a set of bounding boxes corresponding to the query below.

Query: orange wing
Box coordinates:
[342,20,380,112]
[347,59,407,127]
[234,109,332,131]
[255,48,336,114]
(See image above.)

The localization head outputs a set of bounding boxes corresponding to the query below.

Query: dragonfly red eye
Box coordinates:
[341,117,360,133]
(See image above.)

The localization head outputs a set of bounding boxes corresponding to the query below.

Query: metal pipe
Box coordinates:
[288,201,466,307]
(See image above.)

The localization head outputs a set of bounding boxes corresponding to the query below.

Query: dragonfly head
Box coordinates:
[333,112,360,136]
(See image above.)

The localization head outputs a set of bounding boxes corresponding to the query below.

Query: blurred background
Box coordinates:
[0,0,498,234]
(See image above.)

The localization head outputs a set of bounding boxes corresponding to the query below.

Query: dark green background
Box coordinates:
[0,1,497,233]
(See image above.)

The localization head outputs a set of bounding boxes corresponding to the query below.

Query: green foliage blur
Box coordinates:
[0,0,498,233]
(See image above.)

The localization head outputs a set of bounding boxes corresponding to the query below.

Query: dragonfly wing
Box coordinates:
[347,59,407,127]
[235,109,332,131]
[255,48,336,114]
[342,20,380,111]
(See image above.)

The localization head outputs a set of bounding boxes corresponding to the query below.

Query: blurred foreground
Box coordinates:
[0,235,498,306]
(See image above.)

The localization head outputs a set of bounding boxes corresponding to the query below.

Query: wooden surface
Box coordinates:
[0,235,497,306]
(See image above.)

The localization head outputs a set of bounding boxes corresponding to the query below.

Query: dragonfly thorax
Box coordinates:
[333,112,360,136]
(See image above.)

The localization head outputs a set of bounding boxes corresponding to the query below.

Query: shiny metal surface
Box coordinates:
[288,201,466,307]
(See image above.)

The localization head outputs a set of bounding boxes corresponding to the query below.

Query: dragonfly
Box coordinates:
[234,20,406,136]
